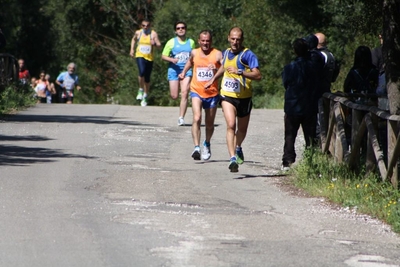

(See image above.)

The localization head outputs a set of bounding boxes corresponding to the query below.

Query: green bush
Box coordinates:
[292,148,400,233]
[0,84,36,115]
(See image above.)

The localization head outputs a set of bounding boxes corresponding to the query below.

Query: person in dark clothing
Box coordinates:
[371,34,388,110]
[343,46,379,98]
[371,34,384,74]
[281,38,319,171]
[315,32,340,94]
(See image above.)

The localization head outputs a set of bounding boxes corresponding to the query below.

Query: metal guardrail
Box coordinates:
[319,92,400,188]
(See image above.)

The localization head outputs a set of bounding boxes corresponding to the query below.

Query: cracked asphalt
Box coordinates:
[0,103,399,267]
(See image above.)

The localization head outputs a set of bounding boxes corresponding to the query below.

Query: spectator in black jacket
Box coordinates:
[281,38,319,171]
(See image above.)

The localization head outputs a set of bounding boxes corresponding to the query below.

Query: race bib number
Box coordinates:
[196,67,213,82]
[222,77,240,93]
[175,52,190,64]
[139,44,151,54]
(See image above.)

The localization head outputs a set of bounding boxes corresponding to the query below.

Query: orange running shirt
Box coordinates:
[190,48,221,98]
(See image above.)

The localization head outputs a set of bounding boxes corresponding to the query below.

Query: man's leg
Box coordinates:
[302,113,317,147]
[191,96,202,147]
[282,114,301,167]
[136,58,145,100]
[142,60,153,96]
[190,96,202,160]
[204,106,217,143]
[236,115,250,148]
[221,100,237,158]
[169,80,180,99]
[179,76,191,119]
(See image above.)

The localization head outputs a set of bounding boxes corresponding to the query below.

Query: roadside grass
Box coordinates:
[291,148,400,233]
[0,85,35,115]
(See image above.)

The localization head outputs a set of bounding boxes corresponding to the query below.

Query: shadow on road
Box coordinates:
[0,134,52,142]
[2,114,155,126]
[0,144,96,166]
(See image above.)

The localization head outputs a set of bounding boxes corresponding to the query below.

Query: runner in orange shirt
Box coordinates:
[179,30,222,160]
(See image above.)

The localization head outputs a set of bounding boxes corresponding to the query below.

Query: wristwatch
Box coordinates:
[237,69,244,75]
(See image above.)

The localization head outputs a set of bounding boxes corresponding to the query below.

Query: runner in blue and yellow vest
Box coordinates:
[206,27,261,172]
[130,19,161,106]
[161,21,195,126]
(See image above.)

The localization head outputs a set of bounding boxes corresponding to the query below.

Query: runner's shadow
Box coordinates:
[0,144,96,166]
[2,114,155,126]
[0,134,52,142]
[233,173,288,180]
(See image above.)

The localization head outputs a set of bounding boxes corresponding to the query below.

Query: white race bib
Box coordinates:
[139,44,151,54]
[222,77,240,93]
[175,52,190,64]
[196,67,213,82]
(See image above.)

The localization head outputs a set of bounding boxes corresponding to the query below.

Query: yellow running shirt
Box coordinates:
[136,30,154,61]
[220,48,253,99]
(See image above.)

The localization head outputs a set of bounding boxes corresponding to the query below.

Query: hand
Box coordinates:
[178,73,185,80]
[204,79,214,89]
[76,86,81,91]
[226,66,238,74]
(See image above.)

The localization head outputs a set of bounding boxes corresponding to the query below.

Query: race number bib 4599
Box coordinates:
[175,52,190,64]
[196,67,213,82]
[222,77,240,93]
[139,45,151,54]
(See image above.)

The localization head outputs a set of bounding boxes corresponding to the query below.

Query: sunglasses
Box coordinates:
[176,27,186,30]
[142,24,149,27]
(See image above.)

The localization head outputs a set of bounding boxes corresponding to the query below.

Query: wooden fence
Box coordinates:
[319,92,400,188]
[0,53,19,92]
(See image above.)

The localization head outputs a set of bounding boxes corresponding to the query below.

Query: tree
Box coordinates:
[384,0,400,114]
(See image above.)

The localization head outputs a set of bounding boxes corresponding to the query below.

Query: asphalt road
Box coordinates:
[0,103,399,267]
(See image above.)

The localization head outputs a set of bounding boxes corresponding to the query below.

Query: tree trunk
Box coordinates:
[384,0,400,115]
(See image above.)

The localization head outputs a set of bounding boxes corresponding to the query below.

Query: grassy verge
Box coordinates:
[291,148,400,233]
[0,84,36,115]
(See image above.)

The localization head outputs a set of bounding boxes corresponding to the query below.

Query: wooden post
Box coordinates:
[365,114,387,178]
[387,120,399,187]
[334,102,348,162]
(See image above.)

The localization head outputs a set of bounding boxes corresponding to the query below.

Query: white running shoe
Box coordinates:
[202,142,211,160]
[136,89,144,100]
[177,117,185,126]
[191,147,201,160]
[141,97,147,106]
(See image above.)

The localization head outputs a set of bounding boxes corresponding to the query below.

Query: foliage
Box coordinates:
[0,84,35,115]
[0,0,386,108]
[292,148,400,233]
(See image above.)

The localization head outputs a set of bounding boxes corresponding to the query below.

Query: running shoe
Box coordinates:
[191,146,201,160]
[141,97,147,106]
[202,141,211,160]
[235,147,244,165]
[229,156,239,172]
[281,163,290,172]
[136,89,144,100]
[178,117,185,126]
